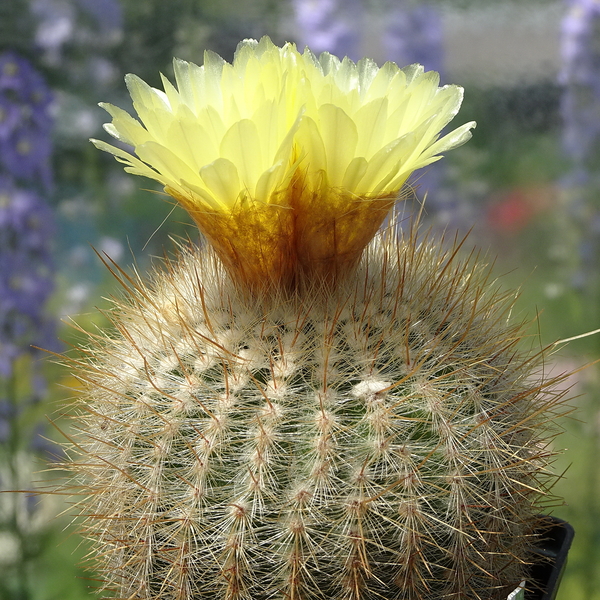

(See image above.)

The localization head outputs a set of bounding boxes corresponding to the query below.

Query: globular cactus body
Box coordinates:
[66,36,568,600]
[68,228,563,600]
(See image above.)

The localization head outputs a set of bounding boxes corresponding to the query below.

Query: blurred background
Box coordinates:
[0,0,597,598]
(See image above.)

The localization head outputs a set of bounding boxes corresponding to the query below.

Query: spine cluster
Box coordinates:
[64,228,567,600]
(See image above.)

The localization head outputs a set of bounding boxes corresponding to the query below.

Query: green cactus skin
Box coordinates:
[63,227,568,600]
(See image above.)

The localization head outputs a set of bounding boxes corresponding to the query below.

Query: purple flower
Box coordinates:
[560,0,600,166]
[381,2,457,221]
[0,52,29,92]
[292,0,363,61]
[1,122,53,185]
[0,38,60,562]
[30,0,76,63]
[559,0,600,292]
[0,51,54,188]
[0,178,55,376]
[0,97,22,140]
[382,2,444,76]
[0,177,54,249]
[0,400,16,443]
[0,261,53,318]
[76,0,123,36]
[0,53,53,110]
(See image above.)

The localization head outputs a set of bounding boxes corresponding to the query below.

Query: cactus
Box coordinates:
[62,38,569,600]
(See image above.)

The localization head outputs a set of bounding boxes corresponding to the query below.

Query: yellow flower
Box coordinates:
[93,36,475,290]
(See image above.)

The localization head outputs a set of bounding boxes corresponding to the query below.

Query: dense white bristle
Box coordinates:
[61,227,570,600]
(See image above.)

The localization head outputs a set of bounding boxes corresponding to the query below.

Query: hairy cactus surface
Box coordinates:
[62,37,569,600]
[65,228,566,600]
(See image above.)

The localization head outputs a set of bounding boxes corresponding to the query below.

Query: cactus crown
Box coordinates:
[61,37,571,600]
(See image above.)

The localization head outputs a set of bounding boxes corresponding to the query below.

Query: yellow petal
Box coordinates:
[200,158,241,207]
[250,100,281,166]
[354,97,389,158]
[196,104,226,147]
[125,73,170,122]
[90,138,169,185]
[414,121,477,166]
[164,117,214,172]
[356,136,411,193]
[317,103,358,187]
[342,156,368,190]
[136,141,202,189]
[255,162,286,203]
[99,103,151,147]
[295,116,327,181]
[220,119,263,193]
[364,62,403,103]
[333,56,359,94]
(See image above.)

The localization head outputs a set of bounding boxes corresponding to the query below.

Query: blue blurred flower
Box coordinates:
[560,0,600,164]
[2,121,53,184]
[0,177,55,377]
[380,1,467,225]
[0,400,16,443]
[76,0,123,37]
[382,2,444,75]
[0,96,22,139]
[292,0,363,61]
[30,0,76,63]
[559,0,600,291]
[31,0,123,65]
[0,51,54,188]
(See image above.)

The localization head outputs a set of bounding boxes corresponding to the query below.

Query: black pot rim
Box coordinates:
[525,515,574,600]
